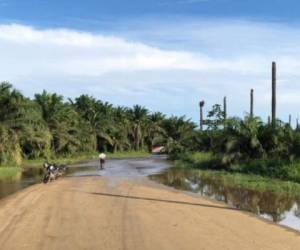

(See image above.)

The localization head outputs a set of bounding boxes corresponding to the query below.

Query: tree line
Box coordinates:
[0,82,197,166]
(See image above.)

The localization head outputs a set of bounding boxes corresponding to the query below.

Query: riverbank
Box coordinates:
[0,175,299,249]
[0,151,150,180]
[177,152,300,183]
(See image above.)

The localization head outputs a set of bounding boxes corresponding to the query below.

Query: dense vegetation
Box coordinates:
[175,103,300,183]
[3,69,300,184]
[0,82,196,167]
[172,63,300,183]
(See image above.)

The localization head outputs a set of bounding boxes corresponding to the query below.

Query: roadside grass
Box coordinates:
[20,151,99,169]
[175,152,223,169]
[177,152,300,185]
[106,150,151,159]
[0,167,22,180]
[20,150,150,168]
[0,150,151,172]
[171,160,300,196]
[193,169,300,196]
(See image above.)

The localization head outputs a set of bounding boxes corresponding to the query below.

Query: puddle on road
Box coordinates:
[149,167,300,232]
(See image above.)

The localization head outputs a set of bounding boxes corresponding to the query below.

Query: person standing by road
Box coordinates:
[99,152,106,170]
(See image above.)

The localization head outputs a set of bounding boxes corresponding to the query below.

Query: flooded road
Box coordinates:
[0,156,170,199]
[68,156,300,232]
[1,156,300,232]
[67,156,170,178]
[0,157,300,250]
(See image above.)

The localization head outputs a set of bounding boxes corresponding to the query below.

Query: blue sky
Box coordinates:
[1,0,300,124]
[1,0,300,25]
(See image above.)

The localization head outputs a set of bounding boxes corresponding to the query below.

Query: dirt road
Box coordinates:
[0,160,300,250]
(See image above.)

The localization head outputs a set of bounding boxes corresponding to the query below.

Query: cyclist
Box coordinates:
[99,152,106,170]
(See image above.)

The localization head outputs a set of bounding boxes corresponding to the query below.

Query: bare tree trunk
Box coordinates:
[200,107,203,130]
[272,62,277,127]
[289,114,292,127]
[250,89,254,118]
[268,116,271,125]
[297,118,299,129]
[199,101,205,131]
[223,96,227,129]
[223,96,227,120]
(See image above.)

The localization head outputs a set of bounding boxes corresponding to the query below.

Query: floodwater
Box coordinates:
[0,156,170,200]
[67,156,170,178]
[1,157,300,232]
[0,168,45,199]
[149,167,300,232]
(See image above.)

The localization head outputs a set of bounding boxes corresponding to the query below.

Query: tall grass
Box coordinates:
[193,169,300,196]
[178,152,300,184]
[175,152,223,169]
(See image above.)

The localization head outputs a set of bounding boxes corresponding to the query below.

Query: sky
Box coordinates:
[1,0,300,124]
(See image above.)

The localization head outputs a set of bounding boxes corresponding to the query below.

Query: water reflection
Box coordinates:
[0,168,44,200]
[149,168,300,231]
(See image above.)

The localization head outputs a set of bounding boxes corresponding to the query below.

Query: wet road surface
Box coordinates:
[0,157,300,250]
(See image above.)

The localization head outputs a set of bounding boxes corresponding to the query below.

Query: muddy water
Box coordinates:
[0,156,170,200]
[66,156,170,178]
[149,167,300,232]
[0,168,44,199]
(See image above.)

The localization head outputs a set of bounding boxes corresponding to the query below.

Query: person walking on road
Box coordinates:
[99,152,106,170]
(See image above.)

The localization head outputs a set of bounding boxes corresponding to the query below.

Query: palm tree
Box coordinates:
[128,105,149,151]
[35,91,82,154]
[146,112,167,150]
[163,116,197,156]
[0,83,51,163]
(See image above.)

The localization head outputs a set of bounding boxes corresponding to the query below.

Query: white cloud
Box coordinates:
[0,23,267,76]
[1,21,300,123]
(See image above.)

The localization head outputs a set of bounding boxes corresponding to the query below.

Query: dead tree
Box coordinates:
[272,62,277,127]
[199,101,205,131]
[250,89,254,118]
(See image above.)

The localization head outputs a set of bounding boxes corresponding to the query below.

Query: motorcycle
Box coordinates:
[43,162,67,183]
